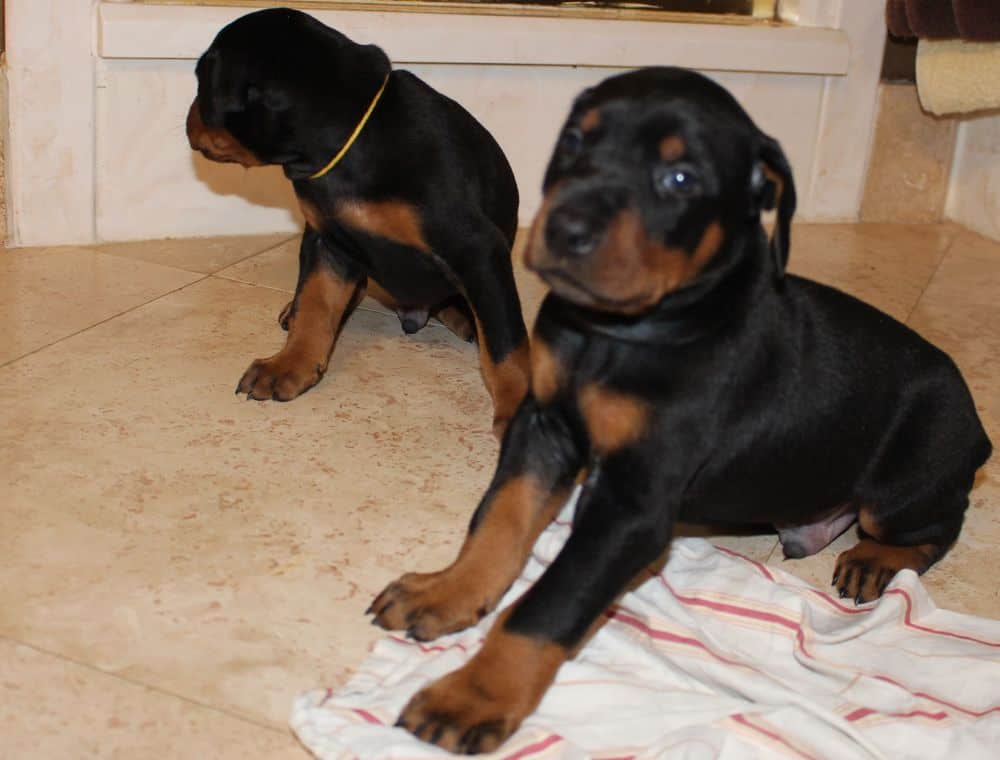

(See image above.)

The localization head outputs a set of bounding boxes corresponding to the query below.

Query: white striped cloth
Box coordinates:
[291,501,1000,759]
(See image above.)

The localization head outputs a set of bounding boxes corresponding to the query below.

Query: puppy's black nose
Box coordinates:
[545,206,600,258]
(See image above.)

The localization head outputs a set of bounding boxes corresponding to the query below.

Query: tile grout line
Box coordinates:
[210,274,296,294]
[202,234,300,275]
[0,266,458,373]
[92,234,299,277]
[0,633,295,739]
[0,272,215,371]
[903,226,962,326]
[0,236,302,372]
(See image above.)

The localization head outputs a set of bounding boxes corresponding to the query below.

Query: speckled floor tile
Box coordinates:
[786,223,957,321]
[0,275,499,728]
[215,235,300,293]
[94,233,294,275]
[0,246,201,365]
[908,230,1000,422]
[0,638,303,759]
[901,228,1000,617]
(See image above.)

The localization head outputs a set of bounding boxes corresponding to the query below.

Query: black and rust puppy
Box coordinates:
[187,8,529,436]
[369,67,993,753]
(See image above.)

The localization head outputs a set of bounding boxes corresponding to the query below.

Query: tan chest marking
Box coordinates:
[531,335,563,403]
[579,383,650,453]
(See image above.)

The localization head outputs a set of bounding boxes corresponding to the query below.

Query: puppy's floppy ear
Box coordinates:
[754,134,796,279]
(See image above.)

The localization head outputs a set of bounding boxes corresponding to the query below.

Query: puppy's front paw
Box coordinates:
[832,539,936,604]
[396,668,522,755]
[236,354,323,401]
[368,571,489,641]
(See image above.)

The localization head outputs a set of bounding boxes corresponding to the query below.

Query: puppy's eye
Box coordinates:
[654,165,700,197]
[560,128,584,158]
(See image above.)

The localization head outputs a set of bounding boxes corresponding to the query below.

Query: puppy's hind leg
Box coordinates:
[447,222,530,439]
[432,296,476,343]
[833,392,990,604]
[833,497,965,604]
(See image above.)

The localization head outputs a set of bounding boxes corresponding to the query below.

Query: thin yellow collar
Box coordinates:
[309,73,390,180]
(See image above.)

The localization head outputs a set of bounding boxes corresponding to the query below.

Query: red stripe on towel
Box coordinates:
[845,707,947,722]
[352,708,382,725]
[714,545,776,581]
[502,734,563,759]
[884,588,1000,647]
[624,583,1000,719]
[732,714,818,759]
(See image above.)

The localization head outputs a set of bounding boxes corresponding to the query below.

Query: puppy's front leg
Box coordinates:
[237,229,364,401]
[369,396,582,641]
[397,451,675,754]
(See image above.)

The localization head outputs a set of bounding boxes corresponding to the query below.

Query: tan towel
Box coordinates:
[917,39,1000,115]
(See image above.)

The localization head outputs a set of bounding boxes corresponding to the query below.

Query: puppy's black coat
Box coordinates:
[369,67,992,754]
[187,8,529,437]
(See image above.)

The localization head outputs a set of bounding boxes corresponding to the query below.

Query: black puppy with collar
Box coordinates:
[187,8,529,437]
[369,67,992,753]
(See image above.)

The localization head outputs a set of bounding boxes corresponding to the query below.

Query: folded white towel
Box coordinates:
[917,39,1000,115]
[292,503,1000,759]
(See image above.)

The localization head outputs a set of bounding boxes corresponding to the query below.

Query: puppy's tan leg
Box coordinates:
[237,263,364,401]
[370,479,570,641]
[370,394,583,641]
[433,301,476,343]
[396,610,566,754]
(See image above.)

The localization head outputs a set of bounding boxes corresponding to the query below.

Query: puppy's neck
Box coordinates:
[285,69,393,181]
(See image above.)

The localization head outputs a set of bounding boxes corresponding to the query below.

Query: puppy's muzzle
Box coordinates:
[545,205,601,259]
[186,98,262,167]
[539,183,629,263]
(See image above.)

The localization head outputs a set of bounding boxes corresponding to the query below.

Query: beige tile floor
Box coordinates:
[1,224,997,757]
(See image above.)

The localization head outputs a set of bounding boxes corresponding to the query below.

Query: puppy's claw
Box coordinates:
[372,600,395,623]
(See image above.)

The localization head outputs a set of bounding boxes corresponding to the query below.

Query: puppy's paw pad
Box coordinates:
[832,556,895,604]
[833,539,934,604]
[397,677,518,754]
[236,355,323,401]
[368,572,486,640]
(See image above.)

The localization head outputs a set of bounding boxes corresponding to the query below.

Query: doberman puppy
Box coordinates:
[368,68,993,753]
[186,8,529,437]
